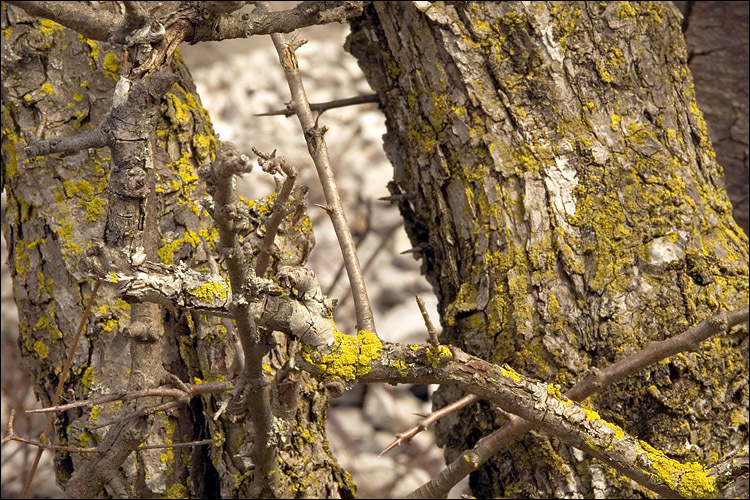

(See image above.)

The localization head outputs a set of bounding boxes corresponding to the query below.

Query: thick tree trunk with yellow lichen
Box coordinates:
[1,4,353,498]
[347,2,748,498]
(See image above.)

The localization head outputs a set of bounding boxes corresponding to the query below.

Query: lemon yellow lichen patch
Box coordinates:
[638,441,716,498]
[582,407,626,440]
[41,83,53,95]
[391,359,408,377]
[500,363,522,382]
[102,52,120,81]
[302,327,382,382]
[39,19,63,36]
[187,280,228,302]
[158,229,201,264]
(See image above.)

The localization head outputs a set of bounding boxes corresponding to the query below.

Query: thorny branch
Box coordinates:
[5,3,748,500]
[95,254,748,498]
[256,93,380,117]
[262,1,376,334]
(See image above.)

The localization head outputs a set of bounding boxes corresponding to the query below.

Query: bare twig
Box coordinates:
[416,295,439,346]
[26,381,230,414]
[379,394,478,456]
[256,93,379,117]
[326,200,373,296]
[406,305,750,498]
[264,2,376,334]
[3,410,99,454]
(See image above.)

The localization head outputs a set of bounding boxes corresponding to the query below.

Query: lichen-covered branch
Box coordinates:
[192,1,367,42]
[298,339,716,499]
[408,306,750,499]
[7,1,367,44]
[5,1,124,41]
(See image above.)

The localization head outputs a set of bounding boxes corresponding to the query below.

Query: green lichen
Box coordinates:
[33,340,49,359]
[301,326,382,382]
[163,483,189,499]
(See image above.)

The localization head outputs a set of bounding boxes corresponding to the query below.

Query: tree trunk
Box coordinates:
[1,4,353,498]
[346,2,748,498]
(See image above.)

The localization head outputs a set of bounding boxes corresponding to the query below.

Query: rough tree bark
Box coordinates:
[1,3,354,498]
[346,2,748,498]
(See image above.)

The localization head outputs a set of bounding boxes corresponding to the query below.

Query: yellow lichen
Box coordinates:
[638,441,716,498]
[102,52,120,81]
[426,344,452,368]
[187,280,229,302]
[163,483,189,499]
[500,364,522,382]
[33,340,49,359]
[301,326,382,382]
[391,359,408,377]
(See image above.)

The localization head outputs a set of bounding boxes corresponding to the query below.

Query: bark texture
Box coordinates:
[1,4,353,498]
[346,2,749,498]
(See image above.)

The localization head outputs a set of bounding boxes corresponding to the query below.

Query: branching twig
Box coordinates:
[3,409,98,454]
[264,2,376,333]
[193,1,367,42]
[406,305,750,498]
[26,381,230,414]
[379,394,478,456]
